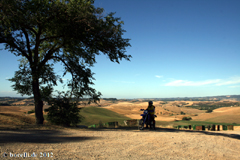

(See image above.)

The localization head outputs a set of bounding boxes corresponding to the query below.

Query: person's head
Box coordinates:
[148,101,153,106]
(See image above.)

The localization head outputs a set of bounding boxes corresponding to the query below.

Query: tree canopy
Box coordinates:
[0,0,131,124]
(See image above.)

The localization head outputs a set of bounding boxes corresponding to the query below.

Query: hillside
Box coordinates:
[1,97,240,127]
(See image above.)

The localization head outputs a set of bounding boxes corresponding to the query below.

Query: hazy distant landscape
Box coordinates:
[1,94,240,128]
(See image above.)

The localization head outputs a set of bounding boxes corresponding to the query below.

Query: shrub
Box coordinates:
[180,111,186,115]
[46,96,84,127]
[44,108,49,112]
[98,120,104,128]
[27,110,35,114]
[206,109,213,113]
[182,117,192,121]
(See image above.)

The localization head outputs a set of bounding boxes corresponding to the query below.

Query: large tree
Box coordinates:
[0,0,131,124]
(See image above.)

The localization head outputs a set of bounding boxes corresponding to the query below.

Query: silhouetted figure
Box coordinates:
[146,101,155,129]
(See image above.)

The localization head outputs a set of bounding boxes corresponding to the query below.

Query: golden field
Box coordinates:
[1,98,240,126]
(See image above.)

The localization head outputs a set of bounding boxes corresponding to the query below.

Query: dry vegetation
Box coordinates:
[1,98,240,126]
[102,100,240,123]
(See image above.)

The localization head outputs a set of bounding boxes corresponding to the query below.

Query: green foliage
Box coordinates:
[180,111,186,115]
[47,95,84,127]
[27,110,35,114]
[182,117,192,121]
[47,98,83,126]
[98,120,104,128]
[8,64,57,97]
[206,109,213,113]
[44,108,49,112]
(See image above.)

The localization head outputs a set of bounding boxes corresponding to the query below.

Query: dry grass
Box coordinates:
[206,115,240,124]
[0,112,68,130]
[0,105,23,113]
[102,101,240,124]
[192,107,240,123]
[1,99,240,129]
[0,112,36,125]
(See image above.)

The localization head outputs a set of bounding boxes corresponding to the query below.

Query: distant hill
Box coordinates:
[1,95,240,106]
[131,95,240,101]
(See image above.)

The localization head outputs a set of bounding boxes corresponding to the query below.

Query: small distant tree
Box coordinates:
[180,111,185,115]
[206,109,213,113]
[182,117,192,121]
[27,110,35,114]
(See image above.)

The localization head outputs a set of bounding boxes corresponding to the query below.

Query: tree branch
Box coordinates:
[0,34,31,62]
[33,24,42,69]
[19,22,38,36]
[50,55,75,97]
[51,56,73,76]
[24,25,37,36]
[39,35,64,43]
[39,42,64,68]
[22,28,32,63]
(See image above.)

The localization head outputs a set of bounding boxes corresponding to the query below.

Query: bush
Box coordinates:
[180,111,186,115]
[27,110,35,114]
[46,96,84,127]
[44,108,49,112]
[98,120,104,128]
[206,109,213,113]
[182,117,192,121]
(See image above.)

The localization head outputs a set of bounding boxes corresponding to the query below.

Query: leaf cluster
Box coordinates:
[8,62,58,97]
[46,94,84,127]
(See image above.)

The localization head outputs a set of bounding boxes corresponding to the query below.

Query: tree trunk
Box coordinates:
[32,77,44,124]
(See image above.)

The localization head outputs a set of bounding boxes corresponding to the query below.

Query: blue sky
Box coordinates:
[0,0,240,98]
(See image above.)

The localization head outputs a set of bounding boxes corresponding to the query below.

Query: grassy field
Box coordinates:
[77,106,131,126]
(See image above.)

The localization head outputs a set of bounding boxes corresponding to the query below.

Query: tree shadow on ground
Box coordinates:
[84,126,240,141]
[0,129,100,144]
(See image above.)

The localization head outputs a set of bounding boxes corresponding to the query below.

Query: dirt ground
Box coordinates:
[1,127,240,160]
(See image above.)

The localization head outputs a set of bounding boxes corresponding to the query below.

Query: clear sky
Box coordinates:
[0,0,240,99]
